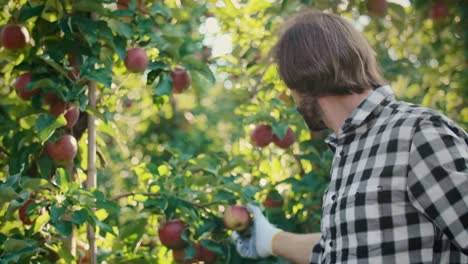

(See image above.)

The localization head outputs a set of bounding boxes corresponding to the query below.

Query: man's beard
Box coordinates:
[296,98,328,132]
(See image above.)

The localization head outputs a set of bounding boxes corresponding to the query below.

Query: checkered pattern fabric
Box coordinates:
[309,86,468,263]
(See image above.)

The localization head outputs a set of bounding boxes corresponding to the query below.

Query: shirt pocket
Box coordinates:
[335,188,383,256]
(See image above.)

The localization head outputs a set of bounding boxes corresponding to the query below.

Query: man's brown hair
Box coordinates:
[273,10,385,96]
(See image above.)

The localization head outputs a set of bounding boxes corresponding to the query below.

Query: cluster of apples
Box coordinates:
[12,71,79,165]
[250,124,295,149]
[158,219,218,263]
[366,0,449,20]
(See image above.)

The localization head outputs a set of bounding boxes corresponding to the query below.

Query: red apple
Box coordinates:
[124,48,149,73]
[223,205,251,231]
[158,219,188,249]
[19,199,44,225]
[64,105,80,128]
[43,92,60,105]
[68,54,80,80]
[117,0,144,11]
[272,127,295,149]
[172,244,201,264]
[49,100,68,117]
[430,1,449,21]
[13,72,39,100]
[250,124,273,147]
[47,134,78,165]
[262,196,284,208]
[366,0,387,17]
[170,67,191,94]
[199,243,218,263]
[1,24,30,50]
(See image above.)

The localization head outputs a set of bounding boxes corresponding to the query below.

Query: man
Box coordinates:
[231,10,468,264]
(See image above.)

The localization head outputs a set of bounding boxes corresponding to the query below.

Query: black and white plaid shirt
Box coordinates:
[310,86,468,263]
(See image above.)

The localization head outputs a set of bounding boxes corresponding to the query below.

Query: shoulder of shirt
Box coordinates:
[382,100,467,137]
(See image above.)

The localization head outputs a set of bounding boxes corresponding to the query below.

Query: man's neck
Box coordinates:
[318,90,373,136]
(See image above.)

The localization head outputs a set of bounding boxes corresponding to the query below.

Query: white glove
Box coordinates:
[231,204,283,258]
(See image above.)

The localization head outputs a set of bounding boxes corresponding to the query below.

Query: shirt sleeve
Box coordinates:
[309,235,324,264]
[407,116,468,256]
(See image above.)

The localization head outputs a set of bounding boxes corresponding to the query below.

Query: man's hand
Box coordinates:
[231,204,282,258]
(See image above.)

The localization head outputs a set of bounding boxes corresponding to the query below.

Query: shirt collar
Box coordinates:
[325,85,395,148]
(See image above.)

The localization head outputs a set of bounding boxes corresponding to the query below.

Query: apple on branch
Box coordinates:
[1,24,30,50]
[125,48,149,73]
[158,219,189,249]
[198,241,218,264]
[223,205,252,232]
[250,124,273,147]
[19,199,45,225]
[272,127,295,149]
[430,1,449,21]
[13,72,40,100]
[170,67,191,94]
[366,0,387,18]
[47,134,78,165]
[172,243,200,264]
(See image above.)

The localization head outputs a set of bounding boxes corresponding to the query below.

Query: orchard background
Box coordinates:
[0,0,467,263]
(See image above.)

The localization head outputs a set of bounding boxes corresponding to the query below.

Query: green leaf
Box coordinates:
[3,238,32,253]
[54,220,72,236]
[35,114,67,143]
[72,0,109,16]
[19,4,44,23]
[150,4,172,20]
[181,55,216,84]
[108,20,133,39]
[71,209,88,225]
[272,123,288,140]
[38,155,54,179]
[0,186,19,203]
[55,168,69,191]
[85,67,112,88]
[50,205,66,223]
[95,200,121,214]
[214,189,236,203]
[155,73,173,96]
[22,177,54,192]
[194,221,216,237]
[200,239,225,255]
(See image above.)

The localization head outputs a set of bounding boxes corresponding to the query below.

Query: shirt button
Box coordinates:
[340,151,345,157]
[331,194,336,201]
[329,241,334,247]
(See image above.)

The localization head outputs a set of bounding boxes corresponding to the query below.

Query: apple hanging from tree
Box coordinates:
[47,134,78,165]
[272,127,295,149]
[117,0,144,11]
[64,105,80,128]
[158,219,188,249]
[67,53,81,80]
[199,242,218,263]
[1,24,30,50]
[124,48,149,72]
[262,190,284,208]
[172,244,201,264]
[19,199,44,225]
[170,67,191,94]
[223,205,251,231]
[250,124,273,147]
[430,1,449,21]
[13,72,39,100]
[366,0,387,17]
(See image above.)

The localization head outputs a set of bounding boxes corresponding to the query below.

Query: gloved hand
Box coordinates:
[231,204,283,258]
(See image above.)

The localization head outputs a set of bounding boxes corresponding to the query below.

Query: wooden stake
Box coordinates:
[87,81,97,264]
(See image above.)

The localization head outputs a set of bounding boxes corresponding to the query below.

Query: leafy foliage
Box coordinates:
[0,0,466,263]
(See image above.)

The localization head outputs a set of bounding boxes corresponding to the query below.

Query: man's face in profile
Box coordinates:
[291,91,328,132]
